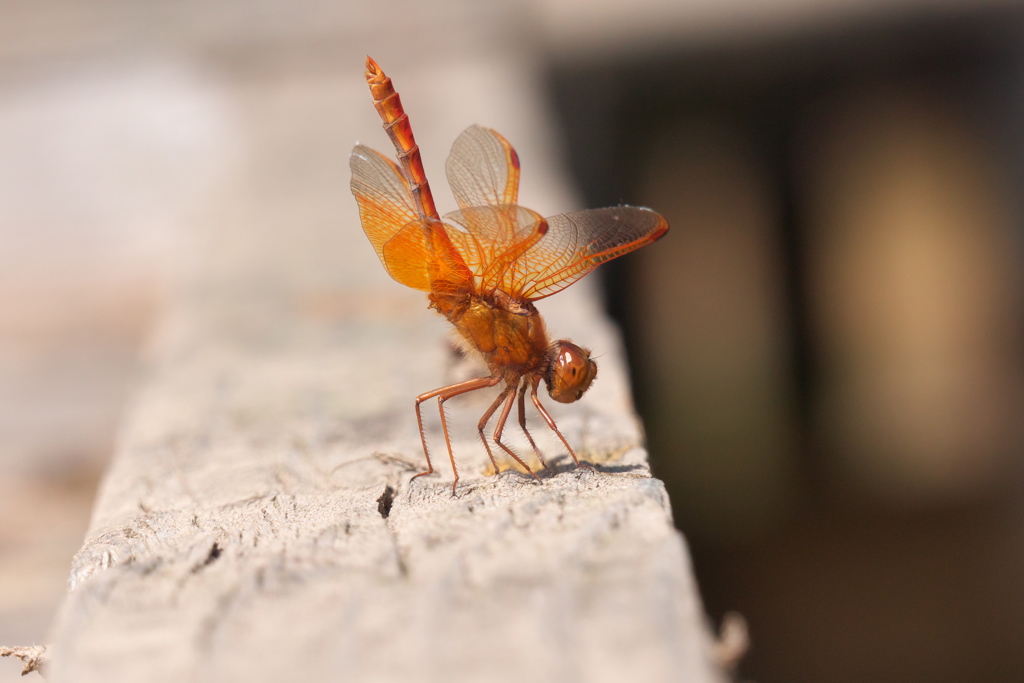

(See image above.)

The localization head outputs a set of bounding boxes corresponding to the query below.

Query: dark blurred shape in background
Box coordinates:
[547,2,1024,681]
[3,1,1024,682]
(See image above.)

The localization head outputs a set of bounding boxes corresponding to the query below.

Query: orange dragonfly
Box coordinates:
[350,57,668,493]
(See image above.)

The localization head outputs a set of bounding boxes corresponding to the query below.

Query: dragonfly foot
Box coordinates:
[410,469,434,485]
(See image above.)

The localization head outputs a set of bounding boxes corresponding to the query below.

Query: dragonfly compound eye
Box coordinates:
[546,341,597,404]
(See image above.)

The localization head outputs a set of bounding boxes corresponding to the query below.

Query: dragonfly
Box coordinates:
[350,57,668,494]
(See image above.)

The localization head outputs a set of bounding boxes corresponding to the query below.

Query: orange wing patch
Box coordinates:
[350,145,430,288]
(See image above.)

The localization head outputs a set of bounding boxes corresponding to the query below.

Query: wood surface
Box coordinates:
[30,44,726,683]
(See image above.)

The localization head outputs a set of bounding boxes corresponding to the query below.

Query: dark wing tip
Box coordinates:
[509,147,520,172]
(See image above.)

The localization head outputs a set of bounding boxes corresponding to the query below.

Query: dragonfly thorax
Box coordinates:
[453,294,549,381]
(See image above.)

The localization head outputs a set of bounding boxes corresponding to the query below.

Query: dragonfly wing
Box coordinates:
[508,206,669,301]
[442,205,547,295]
[350,145,433,291]
[445,126,520,211]
[378,222,433,292]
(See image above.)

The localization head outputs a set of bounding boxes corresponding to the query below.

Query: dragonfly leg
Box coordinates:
[517,380,548,471]
[530,377,593,471]
[477,384,516,475]
[493,386,541,483]
[414,376,501,494]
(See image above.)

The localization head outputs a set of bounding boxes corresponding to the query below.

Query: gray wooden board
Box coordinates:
[40,48,725,683]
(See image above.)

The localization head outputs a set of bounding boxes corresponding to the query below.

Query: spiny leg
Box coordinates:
[477,384,516,475]
[492,386,541,483]
[517,380,549,471]
[530,377,593,471]
[414,376,501,492]
[435,395,458,494]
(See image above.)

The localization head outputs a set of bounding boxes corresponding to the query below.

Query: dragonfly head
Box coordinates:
[545,341,598,404]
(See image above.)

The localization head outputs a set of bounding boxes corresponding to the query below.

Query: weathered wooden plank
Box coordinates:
[40,45,725,683]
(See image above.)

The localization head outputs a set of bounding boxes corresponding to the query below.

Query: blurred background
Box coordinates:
[2,0,1024,681]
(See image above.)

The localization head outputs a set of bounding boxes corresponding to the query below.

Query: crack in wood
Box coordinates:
[192,542,222,573]
[376,485,396,519]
